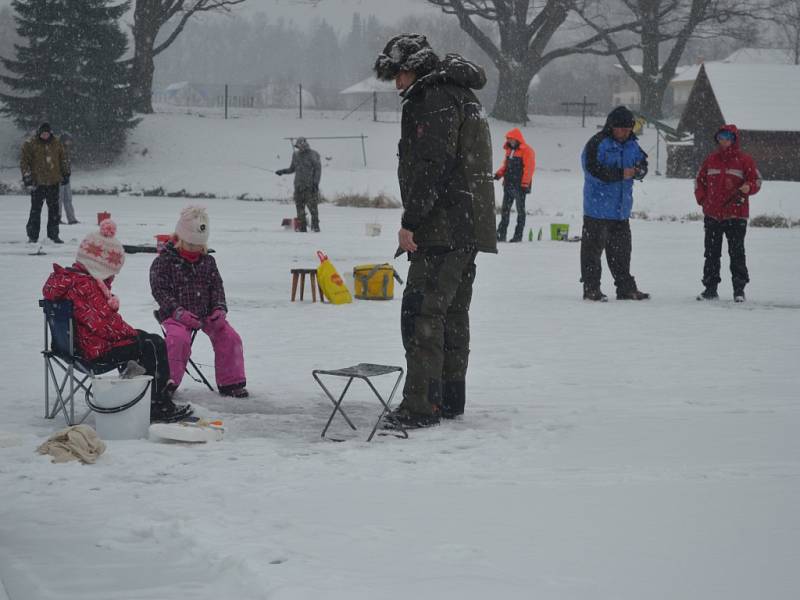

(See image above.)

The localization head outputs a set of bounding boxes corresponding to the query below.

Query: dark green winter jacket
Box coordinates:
[398,54,497,254]
[20,135,70,186]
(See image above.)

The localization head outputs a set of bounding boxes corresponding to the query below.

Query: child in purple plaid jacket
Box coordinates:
[149,206,248,398]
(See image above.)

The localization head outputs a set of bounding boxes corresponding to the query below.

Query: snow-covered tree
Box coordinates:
[425,0,640,123]
[0,0,137,162]
[578,0,758,118]
[130,0,248,114]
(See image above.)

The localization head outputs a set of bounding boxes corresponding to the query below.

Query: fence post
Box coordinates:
[361,134,367,167]
[581,95,587,128]
[224,84,228,120]
[299,84,303,120]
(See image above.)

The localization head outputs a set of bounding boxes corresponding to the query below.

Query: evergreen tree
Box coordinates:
[0,0,138,163]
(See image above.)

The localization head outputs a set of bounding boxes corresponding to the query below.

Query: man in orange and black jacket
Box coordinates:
[494,128,535,242]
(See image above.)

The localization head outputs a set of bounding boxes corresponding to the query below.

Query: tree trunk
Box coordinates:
[639,77,669,118]
[130,2,158,114]
[491,65,534,123]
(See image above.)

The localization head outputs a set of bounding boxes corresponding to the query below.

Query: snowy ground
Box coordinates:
[1,110,799,599]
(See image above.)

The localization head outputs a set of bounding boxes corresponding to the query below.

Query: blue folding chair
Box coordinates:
[40,299,123,425]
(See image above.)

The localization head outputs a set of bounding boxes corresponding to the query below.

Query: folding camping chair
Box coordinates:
[40,299,123,425]
[153,311,215,392]
[312,363,405,442]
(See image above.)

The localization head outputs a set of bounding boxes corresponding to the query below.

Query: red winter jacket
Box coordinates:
[694,125,762,221]
[42,263,138,360]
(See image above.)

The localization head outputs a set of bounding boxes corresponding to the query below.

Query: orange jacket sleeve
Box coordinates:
[522,146,535,188]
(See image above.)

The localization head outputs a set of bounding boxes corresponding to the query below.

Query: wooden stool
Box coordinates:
[291,268,324,302]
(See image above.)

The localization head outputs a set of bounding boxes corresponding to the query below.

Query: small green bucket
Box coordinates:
[550,223,569,241]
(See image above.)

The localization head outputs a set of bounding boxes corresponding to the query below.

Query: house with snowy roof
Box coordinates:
[667,62,800,181]
[670,48,796,114]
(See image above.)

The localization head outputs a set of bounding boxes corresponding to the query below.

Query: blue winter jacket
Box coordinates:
[581,129,647,220]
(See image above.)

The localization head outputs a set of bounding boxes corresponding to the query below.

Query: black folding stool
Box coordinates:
[312,363,406,441]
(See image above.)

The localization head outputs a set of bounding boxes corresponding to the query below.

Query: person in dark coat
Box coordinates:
[374,34,497,428]
[20,122,70,244]
[275,137,322,232]
[580,106,650,302]
[694,124,762,302]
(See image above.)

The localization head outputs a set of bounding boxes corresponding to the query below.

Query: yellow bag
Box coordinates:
[316,251,352,304]
[353,263,402,300]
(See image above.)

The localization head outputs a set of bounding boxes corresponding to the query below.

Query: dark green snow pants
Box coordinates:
[294,188,319,231]
[400,247,477,416]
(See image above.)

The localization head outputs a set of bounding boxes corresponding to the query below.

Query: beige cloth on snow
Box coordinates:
[36,425,106,464]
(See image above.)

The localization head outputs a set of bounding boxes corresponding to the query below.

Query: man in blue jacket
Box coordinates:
[580,106,650,301]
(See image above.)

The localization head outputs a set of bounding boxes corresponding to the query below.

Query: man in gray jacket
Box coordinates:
[276,137,322,232]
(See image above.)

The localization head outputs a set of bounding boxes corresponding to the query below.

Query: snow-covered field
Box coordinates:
[1,110,799,599]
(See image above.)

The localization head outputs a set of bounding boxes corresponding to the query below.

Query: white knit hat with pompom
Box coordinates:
[175,205,210,245]
[76,219,125,280]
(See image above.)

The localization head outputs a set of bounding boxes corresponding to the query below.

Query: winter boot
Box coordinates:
[733,289,746,303]
[150,399,193,423]
[441,381,465,419]
[697,287,719,301]
[49,236,64,244]
[583,287,608,302]
[617,289,650,300]
[219,383,249,398]
[382,405,441,430]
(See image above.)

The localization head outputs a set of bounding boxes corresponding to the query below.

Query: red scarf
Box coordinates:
[178,248,202,263]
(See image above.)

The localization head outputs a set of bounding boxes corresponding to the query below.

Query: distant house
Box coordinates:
[669,48,796,115]
[611,65,643,109]
[667,63,800,181]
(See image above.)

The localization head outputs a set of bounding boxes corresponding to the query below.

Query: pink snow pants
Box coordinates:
[162,317,246,389]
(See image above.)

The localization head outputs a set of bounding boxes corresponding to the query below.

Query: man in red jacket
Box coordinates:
[694,125,762,302]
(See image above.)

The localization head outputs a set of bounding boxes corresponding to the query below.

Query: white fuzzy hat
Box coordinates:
[175,205,210,245]
[76,219,125,280]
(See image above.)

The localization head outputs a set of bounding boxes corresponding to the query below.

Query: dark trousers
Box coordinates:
[580,216,637,293]
[91,331,170,405]
[400,248,477,415]
[27,184,60,241]
[497,186,526,241]
[294,188,320,231]
[703,217,749,292]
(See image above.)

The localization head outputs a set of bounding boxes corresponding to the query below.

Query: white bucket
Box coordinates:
[90,375,152,440]
[365,223,382,237]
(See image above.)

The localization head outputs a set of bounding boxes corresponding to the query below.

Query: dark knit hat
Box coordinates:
[37,122,52,135]
[374,33,439,81]
[606,106,635,128]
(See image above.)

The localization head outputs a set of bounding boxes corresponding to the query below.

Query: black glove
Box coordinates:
[521,186,530,195]
[61,174,70,185]
[493,173,502,181]
[22,175,33,187]
[275,169,287,176]
[312,184,319,194]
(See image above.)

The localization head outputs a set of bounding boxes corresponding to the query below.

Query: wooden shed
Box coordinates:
[667,63,800,181]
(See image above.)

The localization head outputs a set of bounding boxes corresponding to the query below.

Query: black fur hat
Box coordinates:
[374,33,439,81]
